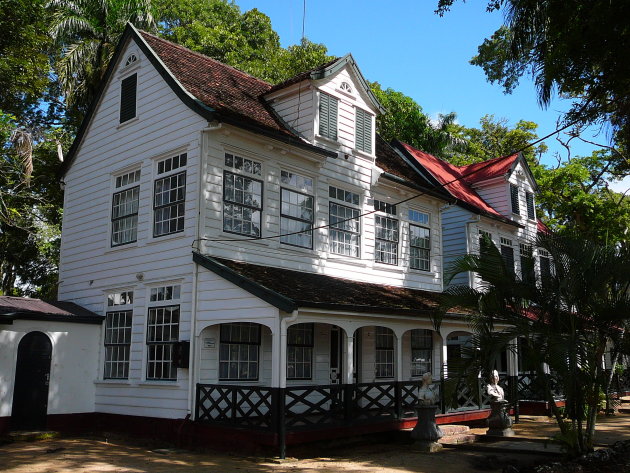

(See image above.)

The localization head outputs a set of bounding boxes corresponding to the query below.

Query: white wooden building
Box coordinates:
[1,24,566,449]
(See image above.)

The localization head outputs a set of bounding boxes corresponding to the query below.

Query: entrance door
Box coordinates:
[11,332,52,430]
[329,327,342,384]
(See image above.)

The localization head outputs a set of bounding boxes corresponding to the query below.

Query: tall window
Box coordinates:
[510,184,520,214]
[479,230,493,256]
[280,170,314,248]
[111,169,140,246]
[319,92,338,140]
[287,323,314,380]
[329,186,361,257]
[501,237,515,275]
[223,153,263,237]
[375,326,394,378]
[104,291,133,379]
[120,73,137,123]
[525,191,536,219]
[520,243,535,283]
[374,200,398,265]
[539,249,552,286]
[219,322,260,380]
[355,108,372,153]
[409,210,431,271]
[153,153,186,237]
[411,329,432,377]
[146,284,181,381]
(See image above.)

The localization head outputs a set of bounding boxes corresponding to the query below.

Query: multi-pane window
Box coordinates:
[510,184,520,214]
[120,73,137,123]
[375,327,395,378]
[219,322,260,380]
[329,186,361,257]
[539,249,552,285]
[355,108,372,153]
[479,230,493,256]
[150,284,181,302]
[411,329,433,377]
[146,304,180,381]
[520,243,535,283]
[525,191,536,219]
[374,202,399,265]
[501,237,515,275]
[280,170,314,248]
[410,225,430,271]
[107,290,134,307]
[104,311,132,379]
[111,169,140,246]
[223,153,263,237]
[154,154,187,237]
[319,92,338,140]
[287,323,314,380]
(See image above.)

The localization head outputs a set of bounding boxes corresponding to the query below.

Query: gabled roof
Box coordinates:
[0,296,103,325]
[266,54,385,114]
[393,141,520,227]
[61,24,336,176]
[193,252,444,316]
[459,153,518,184]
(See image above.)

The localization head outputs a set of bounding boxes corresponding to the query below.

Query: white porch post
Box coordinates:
[396,331,404,382]
[440,330,449,378]
[507,338,519,376]
[271,319,285,388]
[343,330,354,384]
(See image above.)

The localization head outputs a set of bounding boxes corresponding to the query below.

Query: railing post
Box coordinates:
[343,384,354,420]
[510,375,519,423]
[477,377,484,410]
[272,387,286,459]
[395,381,402,419]
[440,374,446,414]
[231,387,237,421]
[194,383,201,421]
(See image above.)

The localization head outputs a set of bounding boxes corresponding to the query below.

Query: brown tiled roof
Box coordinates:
[139,31,295,137]
[266,57,340,94]
[194,253,444,316]
[0,296,102,324]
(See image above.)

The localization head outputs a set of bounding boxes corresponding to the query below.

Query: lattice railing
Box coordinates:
[353,382,397,420]
[196,384,274,428]
[284,384,344,428]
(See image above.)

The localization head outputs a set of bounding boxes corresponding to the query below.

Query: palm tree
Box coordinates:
[48,0,156,123]
[437,233,630,456]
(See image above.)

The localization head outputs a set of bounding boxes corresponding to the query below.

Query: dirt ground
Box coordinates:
[2,414,630,473]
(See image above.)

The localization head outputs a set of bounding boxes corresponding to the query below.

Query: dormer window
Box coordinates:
[339,82,353,94]
[510,184,520,215]
[124,53,138,67]
[525,191,535,219]
[318,92,338,141]
[355,108,373,154]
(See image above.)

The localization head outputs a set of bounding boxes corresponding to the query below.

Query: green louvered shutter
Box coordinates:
[319,92,338,140]
[356,108,372,153]
[120,73,137,123]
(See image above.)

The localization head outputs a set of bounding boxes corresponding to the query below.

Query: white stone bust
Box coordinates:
[417,372,437,406]
[487,369,505,402]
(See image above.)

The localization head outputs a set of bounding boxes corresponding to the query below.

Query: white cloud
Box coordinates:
[608,175,630,194]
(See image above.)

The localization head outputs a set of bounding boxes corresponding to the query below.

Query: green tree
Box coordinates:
[436,0,630,174]
[370,82,465,157]
[49,0,156,124]
[265,38,334,84]
[439,232,630,455]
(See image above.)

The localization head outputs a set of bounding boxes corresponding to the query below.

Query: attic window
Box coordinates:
[124,53,138,67]
[119,73,137,123]
[340,82,353,94]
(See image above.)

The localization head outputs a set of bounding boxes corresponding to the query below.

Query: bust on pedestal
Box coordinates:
[411,372,444,452]
[485,370,514,437]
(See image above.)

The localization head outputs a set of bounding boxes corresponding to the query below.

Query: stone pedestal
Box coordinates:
[486,400,514,437]
[411,405,443,452]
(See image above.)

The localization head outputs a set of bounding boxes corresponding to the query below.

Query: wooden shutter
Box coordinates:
[510,184,520,214]
[120,74,137,123]
[526,191,535,219]
[356,108,372,153]
[319,92,337,140]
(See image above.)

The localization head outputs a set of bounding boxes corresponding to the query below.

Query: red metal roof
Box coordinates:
[459,154,518,184]
[399,142,504,217]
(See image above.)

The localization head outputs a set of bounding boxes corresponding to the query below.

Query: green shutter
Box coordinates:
[356,108,372,153]
[120,74,137,123]
[319,92,338,140]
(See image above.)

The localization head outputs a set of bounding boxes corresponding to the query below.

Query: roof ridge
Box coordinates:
[138,29,273,88]
[459,152,518,171]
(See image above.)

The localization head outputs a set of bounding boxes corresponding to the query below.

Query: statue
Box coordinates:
[417,372,437,406]
[485,370,514,437]
[411,372,443,452]
[486,369,505,401]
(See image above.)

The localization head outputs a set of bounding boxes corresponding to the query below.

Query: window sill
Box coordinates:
[326,255,366,267]
[146,231,188,246]
[137,381,184,388]
[104,241,140,254]
[94,380,131,386]
[352,148,375,160]
[117,116,139,130]
[374,262,402,273]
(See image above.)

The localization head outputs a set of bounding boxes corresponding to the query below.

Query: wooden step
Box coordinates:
[439,425,470,436]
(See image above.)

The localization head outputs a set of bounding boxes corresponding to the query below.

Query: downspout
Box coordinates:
[188,125,216,418]
[277,309,298,459]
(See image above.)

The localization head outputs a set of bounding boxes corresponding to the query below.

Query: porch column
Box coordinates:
[440,330,449,378]
[343,331,354,385]
[507,338,519,376]
[395,331,404,382]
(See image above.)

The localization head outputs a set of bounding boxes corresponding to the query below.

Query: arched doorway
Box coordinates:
[11,331,52,430]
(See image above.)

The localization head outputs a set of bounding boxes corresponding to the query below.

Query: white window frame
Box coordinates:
[329,186,361,258]
[222,152,263,238]
[153,153,187,238]
[111,168,141,247]
[286,323,314,380]
[410,329,433,377]
[219,322,261,381]
[280,170,315,249]
[373,199,398,265]
[145,283,182,381]
[103,290,134,380]
[408,209,431,271]
[375,327,395,379]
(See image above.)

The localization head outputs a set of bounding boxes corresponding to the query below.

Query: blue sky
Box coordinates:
[237,0,628,193]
